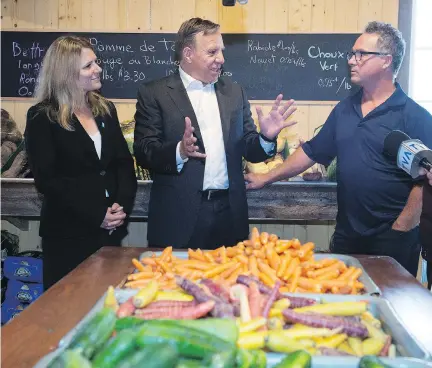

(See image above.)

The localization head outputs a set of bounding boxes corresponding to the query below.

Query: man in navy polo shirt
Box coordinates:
[245,21,432,277]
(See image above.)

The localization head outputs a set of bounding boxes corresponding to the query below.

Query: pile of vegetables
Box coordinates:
[125,228,366,295]
[111,273,396,359]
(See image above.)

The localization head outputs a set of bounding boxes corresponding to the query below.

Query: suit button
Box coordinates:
[100,170,106,176]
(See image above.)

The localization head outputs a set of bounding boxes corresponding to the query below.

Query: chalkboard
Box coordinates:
[1,31,361,101]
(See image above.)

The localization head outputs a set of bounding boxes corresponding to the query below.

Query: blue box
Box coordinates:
[5,279,43,304]
[3,256,43,283]
[1,299,27,325]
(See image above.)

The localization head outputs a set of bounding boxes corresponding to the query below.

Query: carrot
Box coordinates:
[298,277,319,290]
[257,261,278,282]
[258,272,275,287]
[316,269,340,281]
[160,246,172,263]
[132,258,148,271]
[298,242,315,258]
[283,257,300,281]
[262,281,281,318]
[253,249,266,259]
[277,254,291,278]
[269,234,279,243]
[143,300,197,310]
[282,309,369,338]
[338,267,356,281]
[248,282,263,318]
[135,300,215,320]
[188,249,207,262]
[275,240,292,253]
[291,238,302,249]
[349,268,362,281]
[140,257,157,267]
[226,247,237,258]
[117,297,136,318]
[220,246,227,264]
[250,227,260,241]
[127,271,154,281]
[236,254,249,265]
[220,263,242,279]
[260,232,269,245]
[289,267,301,292]
[203,252,216,263]
[203,262,235,278]
[307,261,343,279]
[248,255,259,277]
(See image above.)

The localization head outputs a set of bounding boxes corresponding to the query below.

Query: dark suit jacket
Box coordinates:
[25,101,137,239]
[133,73,273,247]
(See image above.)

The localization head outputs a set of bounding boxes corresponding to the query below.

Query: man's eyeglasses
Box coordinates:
[346,50,390,62]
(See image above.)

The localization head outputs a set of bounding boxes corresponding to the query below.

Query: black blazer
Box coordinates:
[25,101,137,238]
[133,74,273,247]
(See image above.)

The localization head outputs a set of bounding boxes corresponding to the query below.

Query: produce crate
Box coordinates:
[34,290,430,367]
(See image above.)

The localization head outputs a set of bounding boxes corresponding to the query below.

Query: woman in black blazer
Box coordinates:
[25,36,137,290]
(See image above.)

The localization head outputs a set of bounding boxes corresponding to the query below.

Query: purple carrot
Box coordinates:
[319,347,355,356]
[200,278,230,303]
[236,275,317,308]
[282,309,369,338]
[262,281,281,318]
[144,300,197,309]
[176,276,235,318]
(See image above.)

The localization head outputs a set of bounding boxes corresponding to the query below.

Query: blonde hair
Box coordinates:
[35,35,110,130]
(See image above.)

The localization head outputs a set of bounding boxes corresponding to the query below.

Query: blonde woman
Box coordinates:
[25,36,137,290]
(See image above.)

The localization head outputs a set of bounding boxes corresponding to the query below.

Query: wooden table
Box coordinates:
[2,247,432,368]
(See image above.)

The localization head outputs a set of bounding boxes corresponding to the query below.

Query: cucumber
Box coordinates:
[250,349,267,368]
[236,348,254,368]
[175,318,238,344]
[359,356,390,368]
[273,350,312,368]
[47,349,92,368]
[92,329,137,368]
[115,316,146,331]
[68,307,116,359]
[204,348,237,368]
[176,359,206,368]
[118,342,178,368]
[136,320,233,359]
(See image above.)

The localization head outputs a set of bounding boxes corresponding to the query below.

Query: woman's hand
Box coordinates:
[101,203,126,230]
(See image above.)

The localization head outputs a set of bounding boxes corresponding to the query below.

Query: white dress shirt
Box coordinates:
[176,67,274,190]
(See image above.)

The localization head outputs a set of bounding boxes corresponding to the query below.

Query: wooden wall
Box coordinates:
[1,0,399,250]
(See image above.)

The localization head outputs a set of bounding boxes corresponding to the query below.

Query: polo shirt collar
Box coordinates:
[352,82,408,118]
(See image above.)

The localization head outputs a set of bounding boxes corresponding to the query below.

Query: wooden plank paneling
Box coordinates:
[241,0,265,33]
[15,0,35,28]
[264,0,289,32]
[34,0,59,28]
[58,0,83,29]
[151,0,195,32]
[126,0,150,30]
[218,0,244,32]
[195,0,218,21]
[82,0,105,30]
[288,0,312,32]
[334,0,359,32]
[382,0,399,26]
[1,0,15,28]
[358,0,383,31]
[311,0,335,32]
[104,0,120,29]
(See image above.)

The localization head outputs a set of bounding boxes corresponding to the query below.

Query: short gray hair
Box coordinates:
[175,18,220,62]
[365,21,406,77]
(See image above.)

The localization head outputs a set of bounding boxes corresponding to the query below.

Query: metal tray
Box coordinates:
[143,250,381,296]
[34,291,429,367]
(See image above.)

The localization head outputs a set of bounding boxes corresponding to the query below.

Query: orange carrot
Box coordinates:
[132,258,148,271]
[283,257,300,281]
[140,257,156,267]
[298,242,315,258]
[289,267,301,292]
[127,271,154,281]
[316,268,340,281]
[248,255,259,277]
[260,232,269,245]
[249,281,263,318]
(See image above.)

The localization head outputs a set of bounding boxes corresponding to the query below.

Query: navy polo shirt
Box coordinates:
[303,83,432,237]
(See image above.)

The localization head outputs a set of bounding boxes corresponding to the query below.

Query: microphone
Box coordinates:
[384,130,432,179]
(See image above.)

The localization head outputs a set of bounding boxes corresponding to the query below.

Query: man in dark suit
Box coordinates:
[133,18,297,249]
